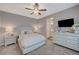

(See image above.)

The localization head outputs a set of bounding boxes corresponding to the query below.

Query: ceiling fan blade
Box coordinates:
[38,13,41,15]
[25,8,33,10]
[39,9,47,11]
[31,12,34,14]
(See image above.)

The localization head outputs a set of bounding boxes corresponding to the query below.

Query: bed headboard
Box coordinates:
[20,27,33,34]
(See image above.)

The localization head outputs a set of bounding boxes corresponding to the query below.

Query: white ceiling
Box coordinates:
[0,3,78,19]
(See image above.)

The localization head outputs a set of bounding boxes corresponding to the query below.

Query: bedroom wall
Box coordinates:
[0,12,5,34]
[38,5,79,37]
[34,19,47,37]
[0,11,36,34]
[0,12,2,27]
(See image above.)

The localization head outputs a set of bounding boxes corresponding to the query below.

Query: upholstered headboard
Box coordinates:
[20,27,33,34]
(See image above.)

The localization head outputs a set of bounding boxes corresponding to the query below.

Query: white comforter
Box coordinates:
[18,33,46,49]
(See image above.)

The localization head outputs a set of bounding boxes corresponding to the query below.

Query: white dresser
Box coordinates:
[53,32,79,51]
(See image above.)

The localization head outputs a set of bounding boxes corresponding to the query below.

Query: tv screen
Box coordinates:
[58,18,74,27]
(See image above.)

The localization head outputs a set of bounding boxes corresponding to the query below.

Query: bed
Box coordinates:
[18,31,46,54]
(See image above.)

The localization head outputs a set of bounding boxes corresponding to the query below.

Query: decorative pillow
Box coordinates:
[21,30,32,35]
[58,27,69,32]
[10,33,14,36]
[60,27,67,32]
[72,23,79,33]
[57,27,75,33]
[56,27,61,32]
[66,27,75,33]
[22,31,27,35]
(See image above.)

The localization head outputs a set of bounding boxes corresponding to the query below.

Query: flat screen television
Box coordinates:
[58,18,74,27]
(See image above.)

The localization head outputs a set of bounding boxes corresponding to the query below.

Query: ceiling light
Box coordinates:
[25,3,47,15]
[33,9,39,14]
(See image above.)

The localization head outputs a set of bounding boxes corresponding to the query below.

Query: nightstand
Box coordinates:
[0,34,5,46]
[4,33,17,46]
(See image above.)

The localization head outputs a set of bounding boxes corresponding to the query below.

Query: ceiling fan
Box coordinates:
[25,3,47,15]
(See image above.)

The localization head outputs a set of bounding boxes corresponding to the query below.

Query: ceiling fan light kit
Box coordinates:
[25,3,47,15]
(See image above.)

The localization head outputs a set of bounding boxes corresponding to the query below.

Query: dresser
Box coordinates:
[53,32,79,51]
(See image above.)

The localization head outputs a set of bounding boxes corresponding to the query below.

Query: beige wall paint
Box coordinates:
[0,11,36,34]
[0,4,79,37]
[37,5,79,37]
[0,12,5,34]
[33,19,47,37]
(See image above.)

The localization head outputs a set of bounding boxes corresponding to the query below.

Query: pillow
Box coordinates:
[58,27,69,32]
[72,23,79,33]
[21,30,32,35]
[56,27,61,32]
[60,27,66,32]
[22,31,28,35]
[75,30,79,34]
[66,27,75,33]
[57,27,75,33]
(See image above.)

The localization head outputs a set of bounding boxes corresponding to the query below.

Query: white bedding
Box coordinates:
[18,33,46,54]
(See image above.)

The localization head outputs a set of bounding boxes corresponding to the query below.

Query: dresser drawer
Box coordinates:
[66,40,79,45]
[68,44,79,51]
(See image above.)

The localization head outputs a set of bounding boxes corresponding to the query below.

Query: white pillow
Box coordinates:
[72,23,79,33]
[60,27,66,32]
[21,30,32,35]
[57,27,72,32]
[59,27,68,32]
